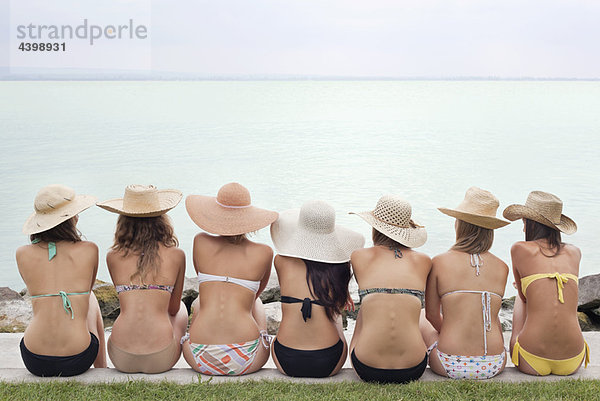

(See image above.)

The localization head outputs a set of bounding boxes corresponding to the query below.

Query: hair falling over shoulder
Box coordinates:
[111,214,178,283]
[303,259,351,321]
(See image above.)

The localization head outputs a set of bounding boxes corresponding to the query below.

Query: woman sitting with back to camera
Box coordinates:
[98,184,188,374]
[421,187,509,379]
[182,183,278,375]
[504,191,589,376]
[349,195,431,383]
[270,200,365,378]
[17,184,106,377]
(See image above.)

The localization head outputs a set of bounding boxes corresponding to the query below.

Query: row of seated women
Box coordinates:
[16,183,589,382]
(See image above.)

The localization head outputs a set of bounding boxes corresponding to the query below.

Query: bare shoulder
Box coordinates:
[15,245,31,263]
[485,252,509,273]
[510,241,532,255]
[165,245,186,260]
[351,247,374,266]
[562,243,582,260]
[410,249,432,263]
[74,241,99,256]
[431,251,451,266]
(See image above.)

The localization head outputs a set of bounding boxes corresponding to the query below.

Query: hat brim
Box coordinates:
[438,207,510,229]
[23,194,97,235]
[503,204,577,235]
[186,195,278,236]
[271,209,365,263]
[350,211,427,248]
[97,189,182,217]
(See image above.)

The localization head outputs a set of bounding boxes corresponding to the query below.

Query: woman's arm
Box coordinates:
[511,243,526,303]
[425,260,443,332]
[255,247,273,298]
[169,249,186,316]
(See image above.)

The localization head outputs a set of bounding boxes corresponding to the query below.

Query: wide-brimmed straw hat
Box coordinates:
[97,184,182,217]
[23,184,97,235]
[186,182,278,236]
[503,191,577,234]
[350,195,427,248]
[438,187,510,229]
[271,200,365,263]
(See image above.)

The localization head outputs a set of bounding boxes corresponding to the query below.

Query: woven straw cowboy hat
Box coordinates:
[23,184,97,235]
[186,182,278,236]
[438,187,510,230]
[97,184,182,217]
[350,195,427,248]
[503,191,577,234]
[271,200,365,263]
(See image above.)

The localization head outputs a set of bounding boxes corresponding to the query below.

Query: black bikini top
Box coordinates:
[280,296,324,322]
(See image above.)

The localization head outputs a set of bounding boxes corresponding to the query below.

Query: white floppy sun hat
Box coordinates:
[271,200,365,263]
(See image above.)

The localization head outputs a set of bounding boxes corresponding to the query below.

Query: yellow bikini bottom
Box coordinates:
[511,338,590,376]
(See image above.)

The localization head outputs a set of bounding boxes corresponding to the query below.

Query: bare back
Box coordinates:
[107,244,185,353]
[189,233,272,344]
[352,246,431,368]
[275,255,344,349]
[17,240,98,356]
[426,250,508,356]
[512,240,583,359]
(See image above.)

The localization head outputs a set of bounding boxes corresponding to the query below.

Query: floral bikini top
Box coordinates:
[115,284,174,294]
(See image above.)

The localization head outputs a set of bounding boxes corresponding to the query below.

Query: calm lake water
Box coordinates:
[1,80,599,297]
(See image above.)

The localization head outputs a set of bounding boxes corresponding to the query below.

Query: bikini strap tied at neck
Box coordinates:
[470,253,483,276]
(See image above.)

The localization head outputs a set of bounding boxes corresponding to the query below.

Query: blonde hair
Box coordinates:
[451,220,493,254]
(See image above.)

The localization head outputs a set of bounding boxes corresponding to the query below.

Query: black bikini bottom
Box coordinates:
[20,333,99,377]
[351,350,428,384]
[274,338,344,378]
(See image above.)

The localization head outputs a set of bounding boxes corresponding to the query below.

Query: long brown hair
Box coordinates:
[30,217,81,243]
[451,220,493,254]
[525,218,562,257]
[111,215,178,283]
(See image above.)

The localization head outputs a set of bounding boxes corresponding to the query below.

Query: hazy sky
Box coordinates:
[2,0,600,77]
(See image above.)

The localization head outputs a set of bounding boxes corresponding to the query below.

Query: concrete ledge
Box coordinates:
[1,367,599,384]
[2,332,599,384]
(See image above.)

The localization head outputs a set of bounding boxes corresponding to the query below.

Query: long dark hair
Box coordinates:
[303,259,351,322]
[30,217,81,243]
[525,218,562,257]
[111,215,178,283]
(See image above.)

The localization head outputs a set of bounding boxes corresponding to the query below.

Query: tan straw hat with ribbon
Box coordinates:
[438,187,509,229]
[350,195,427,248]
[186,182,278,236]
[271,200,365,263]
[503,191,577,234]
[23,184,97,235]
[97,184,182,217]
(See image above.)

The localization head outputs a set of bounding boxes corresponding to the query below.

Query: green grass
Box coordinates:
[1,380,600,401]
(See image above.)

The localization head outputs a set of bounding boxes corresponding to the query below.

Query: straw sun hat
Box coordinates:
[350,195,427,248]
[186,182,278,236]
[438,187,509,230]
[97,184,182,217]
[271,200,365,263]
[503,191,577,234]
[23,184,97,235]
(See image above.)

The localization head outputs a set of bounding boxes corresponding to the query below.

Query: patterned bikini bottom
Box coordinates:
[181,331,272,376]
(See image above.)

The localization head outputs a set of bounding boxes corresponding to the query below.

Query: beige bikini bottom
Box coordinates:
[108,337,181,374]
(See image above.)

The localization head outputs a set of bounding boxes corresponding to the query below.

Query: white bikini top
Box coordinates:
[197,271,260,294]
